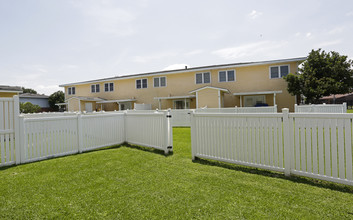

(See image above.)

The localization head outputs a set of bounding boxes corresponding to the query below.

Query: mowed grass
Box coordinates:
[0,128,353,219]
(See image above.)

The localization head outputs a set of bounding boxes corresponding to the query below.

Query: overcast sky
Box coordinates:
[1,0,353,95]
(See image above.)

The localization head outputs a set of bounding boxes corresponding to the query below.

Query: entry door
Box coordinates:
[85,102,93,112]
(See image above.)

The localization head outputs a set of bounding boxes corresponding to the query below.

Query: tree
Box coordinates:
[22,87,37,94]
[20,102,41,113]
[285,49,353,104]
[48,90,65,111]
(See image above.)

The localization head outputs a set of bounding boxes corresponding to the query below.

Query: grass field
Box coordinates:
[0,128,353,219]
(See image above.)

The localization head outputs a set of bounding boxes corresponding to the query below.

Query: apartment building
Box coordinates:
[59,57,306,112]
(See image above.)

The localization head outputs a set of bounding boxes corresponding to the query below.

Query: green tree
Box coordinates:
[48,90,65,111]
[21,87,37,94]
[20,102,41,113]
[285,49,353,104]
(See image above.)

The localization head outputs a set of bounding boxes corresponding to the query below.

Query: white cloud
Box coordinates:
[34,85,63,96]
[315,39,342,48]
[328,27,345,35]
[162,64,190,71]
[248,10,263,19]
[132,52,178,63]
[346,11,353,16]
[212,41,287,60]
[71,0,136,36]
[306,32,312,38]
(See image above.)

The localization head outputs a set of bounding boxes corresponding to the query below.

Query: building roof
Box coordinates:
[233,90,283,96]
[320,93,353,100]
[19,93,49,98]
[0,85,22,93]
[66,96,106,102]
[59,57,307,87]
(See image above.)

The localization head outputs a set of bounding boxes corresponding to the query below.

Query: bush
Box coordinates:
[20,102,41,113]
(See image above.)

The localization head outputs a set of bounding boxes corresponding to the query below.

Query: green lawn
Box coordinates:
[0,128,353,219]
[347,109,353,113]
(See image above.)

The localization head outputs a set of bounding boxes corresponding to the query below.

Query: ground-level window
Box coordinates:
[91,84,100,93]
[270,65,289,79]
[219,70,235,82]
[104,82,114,92]
[68,87,75,95]
[244,95,266,107]
[136,79,148,89]
[173,100,190,109]
[195,72,211,84]
[154,77,166,87]
[119,102,132,110]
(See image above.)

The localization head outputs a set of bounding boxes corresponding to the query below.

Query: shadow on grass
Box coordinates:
[0,144,123,171]
[123,143,174,157]
[193,157,353,194]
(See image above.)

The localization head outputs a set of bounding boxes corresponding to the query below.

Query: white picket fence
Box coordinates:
[191,109,353,186]
[295,103,347,113]
[170,109,193,127]
[0,97,173,167]
[0,96,19,167]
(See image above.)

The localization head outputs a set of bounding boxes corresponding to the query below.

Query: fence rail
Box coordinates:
[191,109,353,186]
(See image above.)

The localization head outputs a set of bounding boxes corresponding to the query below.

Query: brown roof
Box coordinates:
[320,93,353,100]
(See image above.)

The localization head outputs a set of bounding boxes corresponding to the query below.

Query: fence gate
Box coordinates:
[0,96,20,167]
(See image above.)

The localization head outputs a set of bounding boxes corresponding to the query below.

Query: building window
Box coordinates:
[68,87,75,95]
[219,70,235,82]
[154,77,166,87]
[270,65,290,79]
[244,95,266,107]
[173,100,190,109]
[136,79,148,89]
[195,72,211,84]
[104,82,114,92]
[91,84,100,93]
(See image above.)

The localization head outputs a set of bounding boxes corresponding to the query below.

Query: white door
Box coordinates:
[85,102,93,112]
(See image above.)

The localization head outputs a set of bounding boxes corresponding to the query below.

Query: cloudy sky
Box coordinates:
[1,0,353,95]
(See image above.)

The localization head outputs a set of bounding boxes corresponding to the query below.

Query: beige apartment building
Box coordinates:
[59,57,306,112]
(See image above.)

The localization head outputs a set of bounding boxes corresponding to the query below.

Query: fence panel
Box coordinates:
[195,106,277,113]
[21,116,79,163]
[295,103,347,113]
[289,113,353,185]
[81,113,125,152]
[0,97,18,167]
[191,112,285,172]
[125,110,172,154]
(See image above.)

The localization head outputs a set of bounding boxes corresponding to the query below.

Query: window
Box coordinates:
[154,77,166,87]
[173,100,190,109]
[244,95,266,107]
[219,70,235,82]
[104,82,114,92]
[195,72,211,84]
[68,87,75,95]
[91,84,100,93]
[270,65,290,78]
[136,79,147,89]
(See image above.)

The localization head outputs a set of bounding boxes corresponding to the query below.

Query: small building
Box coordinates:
[19,93,50,111]
[0,85,22,97]
[320,93,353,108]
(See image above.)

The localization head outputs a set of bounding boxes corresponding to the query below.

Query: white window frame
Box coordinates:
[269,64,290,79]
[68,87,75,95]
[195,72,211,84]
[136,78,148,89]
[218,70,236,82]
[104,82,114,92]
[91,84,100,93]
[153,76,167,88]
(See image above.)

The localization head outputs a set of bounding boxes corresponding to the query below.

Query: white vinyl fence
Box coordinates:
[295,103,347,113]
[195,106,277,113]
[191,109,353,186]
[170,109,193,127]
[0,97,173,167]
[0,96,19,167]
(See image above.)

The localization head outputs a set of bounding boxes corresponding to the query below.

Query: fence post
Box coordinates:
[77,113,83,153]
[294,104,297,113]
[165,109,173,155]
[191,110,196,160]
[282,108,291,176]
[19,116,26,164]
[13,96,21,164]
[343,102,347,113]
